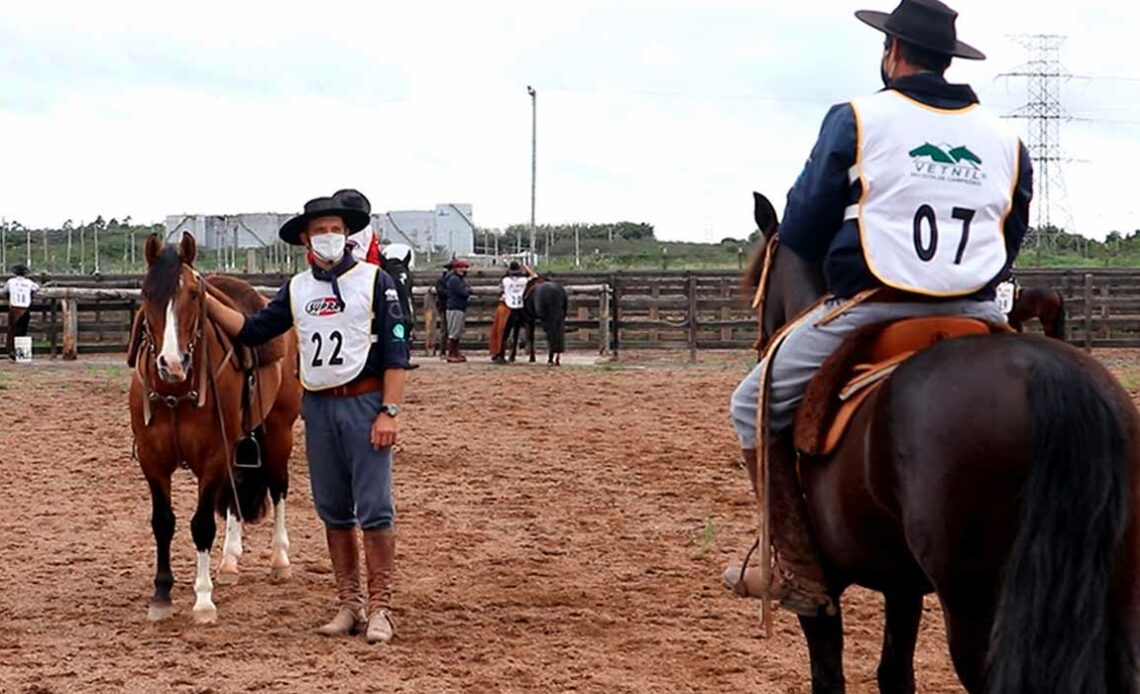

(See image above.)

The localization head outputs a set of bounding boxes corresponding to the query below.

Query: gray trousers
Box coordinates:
[729,296,1007,449]
[446,310,466,340]
[301,389,395,530]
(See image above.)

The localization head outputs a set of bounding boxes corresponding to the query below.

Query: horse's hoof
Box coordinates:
[215,570,240,586]
[192,605,218,625]
[148,602,174,622]
[270,565,292,583]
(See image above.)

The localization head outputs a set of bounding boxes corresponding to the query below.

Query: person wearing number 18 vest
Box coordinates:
[723,0,1034,616]
[206,191,411,643]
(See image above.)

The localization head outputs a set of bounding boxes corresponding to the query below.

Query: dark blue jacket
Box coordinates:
[235,261,411,379]
[778,72,1034,301]
[445,272,471,312]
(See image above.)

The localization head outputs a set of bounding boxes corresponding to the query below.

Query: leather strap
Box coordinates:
[319,375,384,399]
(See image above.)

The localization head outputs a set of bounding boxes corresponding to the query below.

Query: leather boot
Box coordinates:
[446,338,467,363]
[723,437,834,617]
[362,527,397,643]
[316,528,366,636]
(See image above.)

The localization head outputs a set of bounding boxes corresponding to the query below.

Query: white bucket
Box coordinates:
[13,336,32,363]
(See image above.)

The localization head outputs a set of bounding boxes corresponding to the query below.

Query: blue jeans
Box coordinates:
[301,389,395,530]
[730,297,1007,449]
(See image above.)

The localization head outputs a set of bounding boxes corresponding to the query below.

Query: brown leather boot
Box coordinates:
[362,527,397,644]
[724,439,834,617]
[316,528,366,636]
[446,339,466,363]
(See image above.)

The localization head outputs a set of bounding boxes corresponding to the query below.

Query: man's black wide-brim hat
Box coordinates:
[856,0,985,61]
[279,194,371,246]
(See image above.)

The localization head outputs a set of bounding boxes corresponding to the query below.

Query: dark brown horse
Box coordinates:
[128,232,301,623]
[740,191,1140,693]
[1008,283,1066,340]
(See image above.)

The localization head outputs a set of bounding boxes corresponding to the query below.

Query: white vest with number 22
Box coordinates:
[289,263,378,391]
[845,91,1021,297]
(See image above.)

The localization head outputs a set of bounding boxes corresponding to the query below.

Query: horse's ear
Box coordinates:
[144,234,162,266]
[753,191,779,238]
[179,231,197,266]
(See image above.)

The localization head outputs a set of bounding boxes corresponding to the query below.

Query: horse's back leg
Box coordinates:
[878,591,924,694]
[527,320,537,363]
[190,474,223,624]
[262,417,294,583]
[939,601,992,693]
[217,509,243,585]
[146,475,176,621]
[799,599,847,694]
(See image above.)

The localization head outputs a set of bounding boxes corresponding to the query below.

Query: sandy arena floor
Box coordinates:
[2,348,1138,693]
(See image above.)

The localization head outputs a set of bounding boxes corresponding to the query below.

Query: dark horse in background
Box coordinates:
[510,276,568,365]
[740,191,1140,693]
[128,232,301,624]
[1008,282,1066,340]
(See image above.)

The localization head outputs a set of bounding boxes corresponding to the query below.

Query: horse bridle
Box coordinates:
[137,270,210,411]
[751,234,781,356]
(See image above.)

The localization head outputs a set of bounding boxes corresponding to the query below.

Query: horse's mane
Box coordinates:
[141,247,183,308]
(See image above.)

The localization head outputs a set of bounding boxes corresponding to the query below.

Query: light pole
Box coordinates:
[527,85,536,265]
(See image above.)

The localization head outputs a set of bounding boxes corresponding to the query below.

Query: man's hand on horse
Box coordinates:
[371,413,398,450]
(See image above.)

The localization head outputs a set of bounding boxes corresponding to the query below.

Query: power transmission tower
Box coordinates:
[998,34,1075,255]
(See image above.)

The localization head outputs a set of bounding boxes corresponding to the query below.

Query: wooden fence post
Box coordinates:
[598,286,610,355]
[1083,273,1093,352]
[62,299,78,361]
[687,273,698,363]
[612,276,622,361]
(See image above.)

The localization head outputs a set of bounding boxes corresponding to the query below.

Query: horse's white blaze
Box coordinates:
[192,550,216,621]
[271,500,290,570]
[219,511,242,575]
[158,299,181,373]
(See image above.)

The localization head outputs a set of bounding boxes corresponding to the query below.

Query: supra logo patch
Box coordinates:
[304,297,343,316]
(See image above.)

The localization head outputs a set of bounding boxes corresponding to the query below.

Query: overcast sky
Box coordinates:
[1,1,1137,242]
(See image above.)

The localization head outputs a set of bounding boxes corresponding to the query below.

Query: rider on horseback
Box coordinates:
[724,0,1034,616]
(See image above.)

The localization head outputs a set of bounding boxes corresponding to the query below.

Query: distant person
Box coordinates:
[433,261,454,359]
[335,188,383,266]
[445,258,472,363]
[5,265,40,361]
[493,262,535,364]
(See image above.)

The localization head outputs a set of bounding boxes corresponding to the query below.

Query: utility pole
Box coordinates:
[527,85,537,264]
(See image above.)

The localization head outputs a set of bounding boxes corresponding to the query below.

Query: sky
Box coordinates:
[1,1,1138,242]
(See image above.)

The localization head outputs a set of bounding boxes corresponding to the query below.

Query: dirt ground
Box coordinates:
[1,348,1138,693]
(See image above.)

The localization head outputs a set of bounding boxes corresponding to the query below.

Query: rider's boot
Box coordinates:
[723,435,834,617]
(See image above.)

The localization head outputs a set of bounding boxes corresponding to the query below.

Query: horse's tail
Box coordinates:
[987,349,1134,693]
[1049,291,1067,340]
[215,433,271,523]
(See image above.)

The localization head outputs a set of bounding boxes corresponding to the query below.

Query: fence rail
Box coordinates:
[1,268,1136,359]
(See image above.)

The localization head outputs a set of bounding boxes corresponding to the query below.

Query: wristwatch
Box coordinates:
[379,404,401,417]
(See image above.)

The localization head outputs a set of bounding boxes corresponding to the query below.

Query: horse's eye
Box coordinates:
[189,289,200,299]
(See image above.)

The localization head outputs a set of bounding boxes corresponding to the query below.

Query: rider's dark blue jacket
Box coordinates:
[777,72,1034,301]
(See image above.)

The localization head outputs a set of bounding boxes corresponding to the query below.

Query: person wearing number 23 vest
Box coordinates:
[723,0,1034,616]
[206,191,411,643]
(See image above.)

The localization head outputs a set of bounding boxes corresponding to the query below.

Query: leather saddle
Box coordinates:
[793,315,1011,458]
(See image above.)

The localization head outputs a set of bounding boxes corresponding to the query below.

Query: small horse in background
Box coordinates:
[128,232,301,624]
[512,276,568,365]
[1008,284,1066,340]
[737,191,1140,693]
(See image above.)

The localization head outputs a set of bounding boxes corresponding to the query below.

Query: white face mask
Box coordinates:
[309,233,346,263]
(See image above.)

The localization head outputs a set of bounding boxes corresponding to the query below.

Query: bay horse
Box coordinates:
[515,276,568,365]
[128,232,301,623]
[1008,283,1066,340]
[739,191,1140,693]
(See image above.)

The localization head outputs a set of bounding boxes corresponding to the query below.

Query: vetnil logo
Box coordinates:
[908,142,985,185]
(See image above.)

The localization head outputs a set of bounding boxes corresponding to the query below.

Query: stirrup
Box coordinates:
[234,434,262,469]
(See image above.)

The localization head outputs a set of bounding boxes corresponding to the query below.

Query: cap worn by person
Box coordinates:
[855,0,985,60]
[451,258,471,270]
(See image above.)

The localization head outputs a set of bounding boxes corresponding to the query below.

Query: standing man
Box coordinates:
[4,265,40,361]
[206,192,410,643]
[336,188,383,266]
[493,261,534,364]
[433,261,453,360]
[444,258,472,363]
[723,0,1033,617]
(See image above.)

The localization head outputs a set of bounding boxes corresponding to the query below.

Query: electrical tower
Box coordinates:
[998,34,1075,252]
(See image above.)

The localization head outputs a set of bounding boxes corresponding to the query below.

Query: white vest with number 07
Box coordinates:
[845,91,1021,296]
[289,263,378,391]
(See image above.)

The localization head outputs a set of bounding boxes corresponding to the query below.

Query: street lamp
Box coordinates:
[527,85,537,265]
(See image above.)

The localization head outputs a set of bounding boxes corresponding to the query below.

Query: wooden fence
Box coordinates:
[0,268,1135,359]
